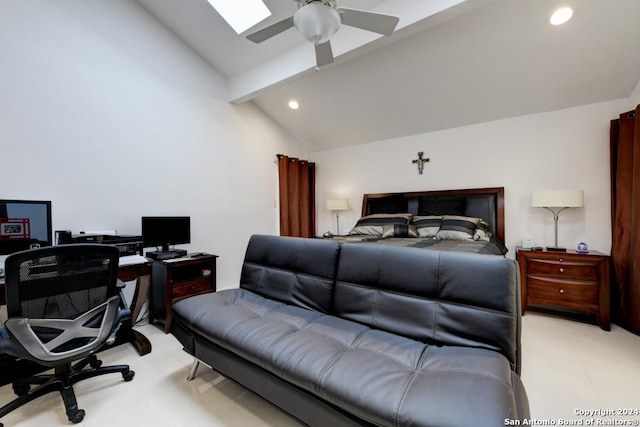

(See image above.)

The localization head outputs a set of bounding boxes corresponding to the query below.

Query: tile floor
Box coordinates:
[1,313,639,426]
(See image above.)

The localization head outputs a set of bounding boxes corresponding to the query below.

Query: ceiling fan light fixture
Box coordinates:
[550,7,573,25]
[294,3,341,44]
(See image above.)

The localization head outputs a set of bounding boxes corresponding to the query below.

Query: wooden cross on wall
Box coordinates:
[412,152,430,175]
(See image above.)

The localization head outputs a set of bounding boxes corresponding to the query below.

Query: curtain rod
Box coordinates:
[276,154,314,165]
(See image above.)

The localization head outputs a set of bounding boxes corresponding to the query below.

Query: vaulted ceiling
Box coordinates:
[135,0,640,151]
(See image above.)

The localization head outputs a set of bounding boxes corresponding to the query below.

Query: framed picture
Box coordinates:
[1,222,24,237]
[0,220,28,239]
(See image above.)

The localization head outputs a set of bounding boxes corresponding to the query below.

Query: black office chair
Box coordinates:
[0,244,135,425]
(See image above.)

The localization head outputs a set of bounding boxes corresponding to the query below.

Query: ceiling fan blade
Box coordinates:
[315,41,334,67]
[246,17,294,43]
[338,8,399,36]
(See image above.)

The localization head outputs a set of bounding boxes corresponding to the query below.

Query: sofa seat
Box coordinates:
[173,287,521,427]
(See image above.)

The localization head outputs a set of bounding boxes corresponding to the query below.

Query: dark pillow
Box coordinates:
[418,196,467,216]
[411,216,442,238]
[381,224,418,238]
[473,220,492,241]
[436,215,479,240]
[490,235,509,255]
[367,195,407,214]
[349,213,412,236]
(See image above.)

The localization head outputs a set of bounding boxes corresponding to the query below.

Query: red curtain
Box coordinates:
[277,154,316,237]
[610,104,640,333]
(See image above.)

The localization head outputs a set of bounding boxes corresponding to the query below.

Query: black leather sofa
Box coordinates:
[170,235,530,426]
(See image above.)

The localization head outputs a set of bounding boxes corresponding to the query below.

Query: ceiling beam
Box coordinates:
[227,0,491,103]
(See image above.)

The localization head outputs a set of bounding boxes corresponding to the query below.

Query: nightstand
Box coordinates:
[516,247,610,330]
[150,253,217,333]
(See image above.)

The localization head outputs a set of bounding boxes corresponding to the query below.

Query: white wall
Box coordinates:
[629,79,640,106]
[0,0,307,287]
[2,2,637,282]
[313,97,639,257]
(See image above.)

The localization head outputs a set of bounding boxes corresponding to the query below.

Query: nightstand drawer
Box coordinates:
[527,277,598,305]
[517,247,610,330]
[171,279,212,300]
[527,259,599,281]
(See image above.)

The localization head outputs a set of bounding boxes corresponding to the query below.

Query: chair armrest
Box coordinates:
[4,296,121,363]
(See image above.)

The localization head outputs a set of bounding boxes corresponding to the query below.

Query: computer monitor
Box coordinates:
[0,200,52,255]
[141,216,190,253]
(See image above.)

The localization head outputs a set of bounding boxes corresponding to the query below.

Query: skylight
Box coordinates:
[207,0,271,34]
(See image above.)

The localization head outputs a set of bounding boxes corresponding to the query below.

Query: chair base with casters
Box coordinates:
[0,354,134,426]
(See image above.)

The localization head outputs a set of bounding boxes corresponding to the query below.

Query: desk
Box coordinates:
[117,255,153,355]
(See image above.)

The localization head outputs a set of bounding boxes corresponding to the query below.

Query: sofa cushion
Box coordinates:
[334,244,519,371]
[239,235,341,314]
[172,289,521,427]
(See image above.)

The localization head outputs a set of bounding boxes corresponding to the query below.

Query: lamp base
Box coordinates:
[545,246,567,252]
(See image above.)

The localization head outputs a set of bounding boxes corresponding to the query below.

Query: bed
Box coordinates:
[334,187,508,255]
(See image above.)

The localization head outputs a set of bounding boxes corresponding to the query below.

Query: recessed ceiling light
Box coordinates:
[207,0,271,34]
[550,7,573,26]
[288,100,300,110]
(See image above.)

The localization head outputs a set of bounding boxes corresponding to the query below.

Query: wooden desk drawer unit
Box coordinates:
[516,248,610,330]
[171,279,212,300]
[150,254,218,333]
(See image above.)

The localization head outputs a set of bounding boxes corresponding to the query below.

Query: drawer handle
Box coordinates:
[559,268,564,273]
[559,258,564,263]
[190,286,196,291]
[559,289,565,294]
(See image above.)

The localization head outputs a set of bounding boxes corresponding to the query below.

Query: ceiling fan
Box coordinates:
[246,0,400,67]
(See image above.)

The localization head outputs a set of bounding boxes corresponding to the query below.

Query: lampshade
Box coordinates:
[531,190,584,208]
[326,199,348,211]
[293,3,341,44]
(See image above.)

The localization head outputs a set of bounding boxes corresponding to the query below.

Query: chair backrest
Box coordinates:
[5,244,120,320]
[3,244,121,363]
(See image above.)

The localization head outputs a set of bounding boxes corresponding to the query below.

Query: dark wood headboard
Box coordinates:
[361,187,505,242]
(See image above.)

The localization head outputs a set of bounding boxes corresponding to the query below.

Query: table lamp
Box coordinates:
[531,190,584,252]
[326,199,348,236]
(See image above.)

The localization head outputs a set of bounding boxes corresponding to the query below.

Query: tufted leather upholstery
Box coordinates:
[334,243,520,372]
[239,234,341,314]
[171,235,529,426]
